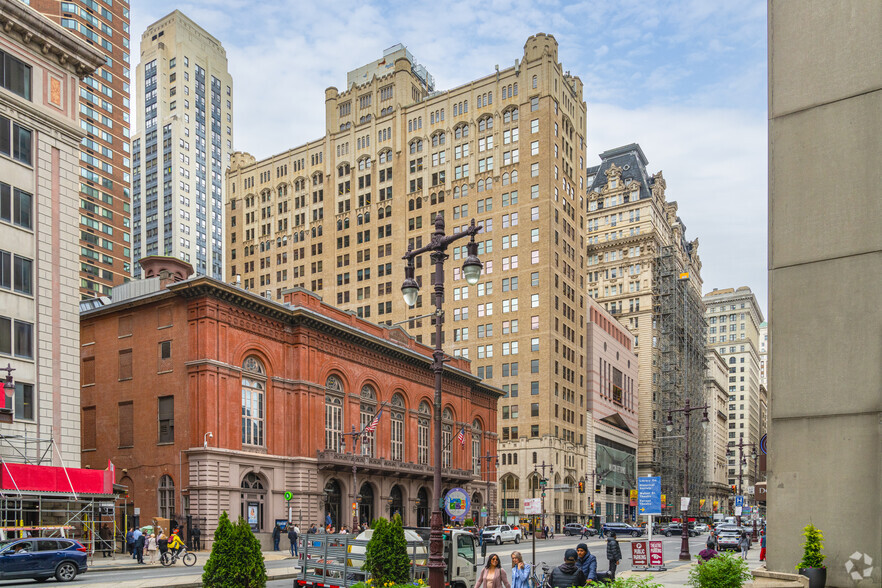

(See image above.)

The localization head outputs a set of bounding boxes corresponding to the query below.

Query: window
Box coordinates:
[325,375,344,450]
[418,401,431,464]
[0,117,33,165]
[158,396,174,443]
[442,408,453,468]
[241,356,266,446]
[360,385,378,457]
[0,50,31,100]
[118,349,132,380]
[118,401,133,447]
[390,394,405,462]
[158,474,175,519]
[11,382,33,420]
[0,184,33,229]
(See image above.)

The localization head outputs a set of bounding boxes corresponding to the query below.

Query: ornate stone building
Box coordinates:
[80,257,499,547]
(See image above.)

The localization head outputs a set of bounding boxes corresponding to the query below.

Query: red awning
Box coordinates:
[1,463,111,495]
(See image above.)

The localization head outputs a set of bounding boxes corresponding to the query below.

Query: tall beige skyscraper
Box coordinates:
[131,11,233,279]
[584,144,707,512]
[31,0,132,297]
[226,35,596,527]
[702,287,763,493]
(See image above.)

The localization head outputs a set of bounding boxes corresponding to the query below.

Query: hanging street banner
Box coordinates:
[637,476,661,516]
[443,488,471,522]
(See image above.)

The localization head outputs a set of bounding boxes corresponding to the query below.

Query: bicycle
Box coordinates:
[160,546,197,567]
[529,561,550,588]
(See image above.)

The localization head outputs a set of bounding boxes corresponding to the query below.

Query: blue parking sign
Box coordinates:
[637,476,661,516]
[735,495,744,508]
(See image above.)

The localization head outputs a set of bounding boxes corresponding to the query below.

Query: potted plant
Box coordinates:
[687,551,752,588]
[797,523,826,588]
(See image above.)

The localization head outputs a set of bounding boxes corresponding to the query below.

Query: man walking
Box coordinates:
[288,524,300,557]
[272,522,282,551]
[547,549,587,588]
[126,527,135,557]
[605,532,622,580]
[131,527,142,560]
[134,528,146,564]
[191,524,201,551]
[575,543,597,583]
[579,523,590,540]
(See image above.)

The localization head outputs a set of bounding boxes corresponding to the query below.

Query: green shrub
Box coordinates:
[463,518,475,527]
[687,551,752,588]
[797,523,825,570]
[591,577,664,588]
[202,511,267,587]
[363,514,411,586]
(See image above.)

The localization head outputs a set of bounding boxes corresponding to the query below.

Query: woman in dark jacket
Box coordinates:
[606,532,623,579]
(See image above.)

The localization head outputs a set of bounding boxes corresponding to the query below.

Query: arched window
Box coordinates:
[486,177,493,191]
[326,376,344,450]
[418,401,431,465]
[360,385,377,457]
[532,75,538,89]
[390,394,405,462]
[502,172,509,186]
[442,408,453,468]
[477,179,484,192]
[158,474,175,519]
[472,420,482,475]
[511,170,518,184]
[241,356,265,447]
[240,472,266,532]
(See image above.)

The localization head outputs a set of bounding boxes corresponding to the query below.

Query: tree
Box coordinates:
[202,512,268,587]
[363,514,410,586]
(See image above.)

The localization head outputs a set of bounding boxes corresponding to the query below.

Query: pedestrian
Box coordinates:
[475,553,510,588]
[510,551,531,588]
[605,532,622,580]
[98,525,111,557]
[739,531,750,560]
[548,549,587,588]
[146,533,158,564]
[699,537,718,562]
[598,524,605,539]
[191,525,201,551]
[288,523,299,557]
[272,522,281,551]
[125,527,134,557]
[134,528,146,564]
[326,512,333,528]
[575,543,598,583]
[478,527,484,547]
[759,531,766,561]
[157,530,169,557]
[131,527,142,560]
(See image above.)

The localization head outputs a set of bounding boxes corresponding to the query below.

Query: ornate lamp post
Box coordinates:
[477,452,498,526]
[340,426,362,531]
[666,398,710,561]
[735,438,758,535]
[2,363,15,400]
[402,215,482,588]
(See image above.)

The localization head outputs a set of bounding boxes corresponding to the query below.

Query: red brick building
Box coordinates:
[80,257,500,546]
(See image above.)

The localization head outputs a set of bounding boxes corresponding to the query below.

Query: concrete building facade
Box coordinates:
[131,11,233,280]
[704,349,731,513]
[702,287,763,493]
[31,0,132,298]
[225,35,594,528]
[0,0,105,465]
[80,257,499,548]
[768,3,882,583]
[584,144,707,511]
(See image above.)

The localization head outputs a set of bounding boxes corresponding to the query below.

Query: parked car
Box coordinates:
[0,537,88,582]
[693,523,710,533]
[563,523,597,537]
[661,523,699,537]
[602,522,644,537]
[481,524,522,545]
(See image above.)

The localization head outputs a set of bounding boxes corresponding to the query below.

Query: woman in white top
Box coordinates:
[146,533,158,564]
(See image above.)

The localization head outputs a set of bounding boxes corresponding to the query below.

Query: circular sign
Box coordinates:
[284,491,293,501]
[443,488,471,521]
[760,434,767,455]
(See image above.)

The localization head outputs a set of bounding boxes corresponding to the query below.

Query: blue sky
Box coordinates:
[132,0,769,315]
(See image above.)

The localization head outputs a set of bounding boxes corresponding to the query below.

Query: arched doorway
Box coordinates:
[240,472,266,532]
[323,478,342,529]
[358,482,374,526]
[471,491,483,525]
[416,487,429,527]
[390,485,404,522]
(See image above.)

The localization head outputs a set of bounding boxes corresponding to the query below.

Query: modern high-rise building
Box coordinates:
[31,0,133,298]
[0,0,105,464]
[584,144,707,511]
[226,35,596,527]
[702,286,764,492]
[131,11,232,279]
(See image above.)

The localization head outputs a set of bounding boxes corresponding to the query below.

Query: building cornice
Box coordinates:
[0,0,106,76]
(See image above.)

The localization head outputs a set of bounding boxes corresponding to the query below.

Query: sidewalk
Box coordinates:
[85,548,293,572]
[615,546,766,587]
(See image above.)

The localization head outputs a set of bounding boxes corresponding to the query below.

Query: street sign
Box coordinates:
[632,541,647,567]
[284,491,293,501]
[680,497,690,511]
[760,434,767,455]
[552,484,571,491]
[524,498,542,515]
[637,476,661,515]
[735,506,743,516]
[443,488,471,522]
[748,486,755,495]
[735,495,744,508]
[648,541,664,567]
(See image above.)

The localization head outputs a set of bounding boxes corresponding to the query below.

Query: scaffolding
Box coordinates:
[0,434,124,560]
[654,245,708,519]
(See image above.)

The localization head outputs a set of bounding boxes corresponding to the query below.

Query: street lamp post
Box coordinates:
[401,215,483,588]
[735,438,758,533]
[2,363,15,402]
[666,398,710,561]
[529,462,553,568]
[477,452,498,526]
[340,426,362,531]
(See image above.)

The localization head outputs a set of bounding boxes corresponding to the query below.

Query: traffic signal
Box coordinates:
[731,485,736,494]
[590,502,595,511]
[578,481,585,493]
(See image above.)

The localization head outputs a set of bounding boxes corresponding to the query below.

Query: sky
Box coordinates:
[131,0,769,316]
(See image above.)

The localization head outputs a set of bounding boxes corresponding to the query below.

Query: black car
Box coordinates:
[563,523,597,536]
[601,522,644,537]
[661,523,698,537]
[0,537,88,582]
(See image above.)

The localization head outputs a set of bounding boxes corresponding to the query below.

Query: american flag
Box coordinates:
[457,426,466,447]
[364,409,383,433]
